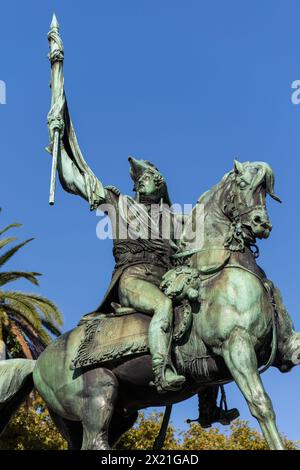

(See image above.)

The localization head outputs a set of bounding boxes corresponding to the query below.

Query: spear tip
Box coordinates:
[50,13,59,30]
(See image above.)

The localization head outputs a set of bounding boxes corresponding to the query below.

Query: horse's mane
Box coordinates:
[196,161,279,207]
[196,170,234,207]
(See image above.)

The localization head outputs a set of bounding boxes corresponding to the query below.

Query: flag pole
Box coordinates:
[47,13,65,205]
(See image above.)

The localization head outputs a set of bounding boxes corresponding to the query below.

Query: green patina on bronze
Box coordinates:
[72,314,150,369]
[1,155,297,450]
[71,266,201,369]
[0,15,299,451]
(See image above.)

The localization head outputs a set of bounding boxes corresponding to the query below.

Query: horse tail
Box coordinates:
[0,359,36,435]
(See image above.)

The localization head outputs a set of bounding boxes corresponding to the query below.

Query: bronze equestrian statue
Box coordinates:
[1,159,300,450]
[0,16,300,451]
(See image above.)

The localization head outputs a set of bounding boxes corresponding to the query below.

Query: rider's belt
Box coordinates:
[114,251,171,269]
[113,239,173,270]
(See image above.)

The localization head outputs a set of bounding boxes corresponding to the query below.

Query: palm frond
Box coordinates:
[17,293,63,327]
[0,223,22,236]
[0,309,9,326]
[0,238,34,269]
[13,318,46,353]
[3,301,52,346]
[0,237,17,250]
[30,327,52,347]
[41,319,61,337]
[0,292,42,330]
[0,271,41,287]
[21,319,52,347]
[0,217,64,357]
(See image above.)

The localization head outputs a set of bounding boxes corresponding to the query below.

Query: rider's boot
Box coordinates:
[149,317,185,393]
[151,352,186,393]
[199,405,240,428]
[197,385,240,428]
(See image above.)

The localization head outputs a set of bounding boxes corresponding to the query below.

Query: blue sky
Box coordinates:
[1,0,300,442]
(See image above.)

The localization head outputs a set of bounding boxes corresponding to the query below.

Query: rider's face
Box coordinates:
[136,171,158,197]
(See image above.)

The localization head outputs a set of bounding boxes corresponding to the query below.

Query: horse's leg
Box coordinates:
[48,410,82,450]
[108,411,139,448]
[222,327,285,450]
[80,368,118,450]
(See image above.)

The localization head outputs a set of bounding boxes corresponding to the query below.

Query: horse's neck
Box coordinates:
[194,183,231,251]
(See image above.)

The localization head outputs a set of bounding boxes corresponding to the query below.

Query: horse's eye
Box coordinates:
[239,181,247,188]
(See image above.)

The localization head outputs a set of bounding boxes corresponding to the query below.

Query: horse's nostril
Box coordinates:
[252,214,272,231]
[262,221,272,230]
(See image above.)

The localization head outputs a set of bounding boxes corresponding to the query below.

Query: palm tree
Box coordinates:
[0,218,63,360]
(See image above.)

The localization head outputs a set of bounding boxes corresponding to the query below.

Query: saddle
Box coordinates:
[72,264,209,371]
[71,301,193,370]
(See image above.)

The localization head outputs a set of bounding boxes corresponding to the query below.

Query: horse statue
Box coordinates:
[0,160,299,450]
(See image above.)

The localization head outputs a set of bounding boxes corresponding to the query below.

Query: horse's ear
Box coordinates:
[233,159,243,175]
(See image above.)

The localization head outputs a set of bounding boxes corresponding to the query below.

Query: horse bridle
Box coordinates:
[225,173,267,221]
[174,172,267,261]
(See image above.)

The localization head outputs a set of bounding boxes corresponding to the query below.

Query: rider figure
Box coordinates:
[57,149,185,392]
[103,157,186,392]
[56,143,239,421]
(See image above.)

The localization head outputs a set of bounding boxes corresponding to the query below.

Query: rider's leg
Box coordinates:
[148,300,185,392]
[198,385,218,427]
[222,326,285,450]
[119,275,185,392]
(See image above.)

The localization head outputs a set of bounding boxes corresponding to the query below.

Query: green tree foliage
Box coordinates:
[117,412,298,450]
[116,412,179,450]
[0,400,297,450]
[180,419,297,450]
[0,215,62,360]
[0,394,67,450]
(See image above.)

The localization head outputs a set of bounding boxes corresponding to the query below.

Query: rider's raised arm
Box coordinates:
[49,98,106,210]
[57,145,92,201]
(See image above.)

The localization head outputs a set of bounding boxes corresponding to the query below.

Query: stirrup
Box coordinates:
[151,374,186,393]
[150,357,186,393]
